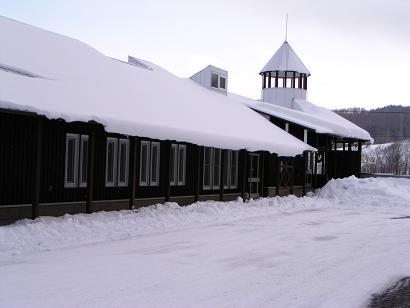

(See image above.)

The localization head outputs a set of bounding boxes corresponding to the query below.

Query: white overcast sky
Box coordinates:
[2,0,409,109]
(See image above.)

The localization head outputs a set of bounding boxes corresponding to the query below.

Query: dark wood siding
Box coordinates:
[0,112,36,205]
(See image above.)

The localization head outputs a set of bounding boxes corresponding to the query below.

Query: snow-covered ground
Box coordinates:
[1,176,410,307]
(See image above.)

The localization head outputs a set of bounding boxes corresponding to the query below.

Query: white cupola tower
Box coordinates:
[260,41,310,109]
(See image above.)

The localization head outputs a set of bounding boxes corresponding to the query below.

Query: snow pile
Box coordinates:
[317,176,410,208]
[0,195,319,255]
[1,176,410,256]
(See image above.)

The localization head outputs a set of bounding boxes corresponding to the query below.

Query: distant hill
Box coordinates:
[335,105,410,144]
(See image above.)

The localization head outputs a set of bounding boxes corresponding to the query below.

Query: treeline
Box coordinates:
[335,105,410,144]
[335,105,410,114]
[362,140,410,175]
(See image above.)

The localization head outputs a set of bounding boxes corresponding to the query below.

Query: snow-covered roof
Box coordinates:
[260,41,310,77]
[229,93,372,141]
[0,16,313,156]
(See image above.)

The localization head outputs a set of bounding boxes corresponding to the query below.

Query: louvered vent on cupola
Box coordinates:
[189,65,228,95]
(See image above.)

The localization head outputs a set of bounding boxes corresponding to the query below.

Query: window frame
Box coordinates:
[229,150,238,189]
[79,135,89,188]
[211,73,219,89]
[177,144,187,186]
[212,148,221,190]
[303,129,308,143]
[170,144,178,186]
[117,139,130,187]
[105,137,118,187]
[150,142,161,186]
[223,150,230,189]
[203,147,213,190]
[64,133,80,188]
[203,147,224,190]
[219,76,226,89]
[210,72,227,90]
[139,140,150,186]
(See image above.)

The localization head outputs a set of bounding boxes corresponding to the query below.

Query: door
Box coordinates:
[305,151,313,190]
[248,154,260,198]
[278,157,294,195]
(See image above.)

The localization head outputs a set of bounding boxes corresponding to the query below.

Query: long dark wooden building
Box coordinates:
[0,18,371,225]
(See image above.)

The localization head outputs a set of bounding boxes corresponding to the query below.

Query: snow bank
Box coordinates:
[317,176,410,208]
[1,176,409,255]
[0,196,318,255]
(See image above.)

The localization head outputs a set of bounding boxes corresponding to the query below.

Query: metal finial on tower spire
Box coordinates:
[285,13,288,42]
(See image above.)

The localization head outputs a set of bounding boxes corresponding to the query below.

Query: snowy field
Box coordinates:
[1,176,410,308]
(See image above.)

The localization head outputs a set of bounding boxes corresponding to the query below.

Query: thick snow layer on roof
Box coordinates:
[229,93,372,141]
[0,16,313,156]
[260,41,310,76]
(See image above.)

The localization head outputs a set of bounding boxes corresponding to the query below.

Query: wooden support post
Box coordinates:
[219,149,225,201]
[32,117,43,219]
[275,71,279,87]
[292,72,296,88]
[128,137,137,210]
[303,75,308,90]
[358,141,362,177]
[284,71,287,87]
[195,146,201,202]
[333,139,337,179]
[302,152,307,196]
[260,152,265,198]
[86,124,96,214]
[348,142,352,151]
[262,73,266,89]
[268,72,271,88]
[241,150,247,200]
[276,157,281,196]
[165,141,172,202]
[298,74,302,89]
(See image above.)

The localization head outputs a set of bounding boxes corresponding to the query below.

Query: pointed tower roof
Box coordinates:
[260,41,310,76]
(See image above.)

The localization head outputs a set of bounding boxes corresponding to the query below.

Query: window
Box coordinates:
[79,135,89,187]
[223,150,238,189]
[140,141,150,186]
[170,144,177,186]
[203,147,233,190]
[105,137,130,187]
[211,73,219,88]
[177,145,186,185]
[65,134,79,188]
[219,76,226,89]
[65,133,89,188]
[118,139,130,186]
[213,149,221,189]
[316,152,325,175]
[203,147,212,189]
[303,129,308,143]
[306,152,313,174]
[139,140,160,186]
[210,72,227,90]
[150,142,160,186]
[230,151,238,189]
[170,144,187,186]
[106,138,118,186]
